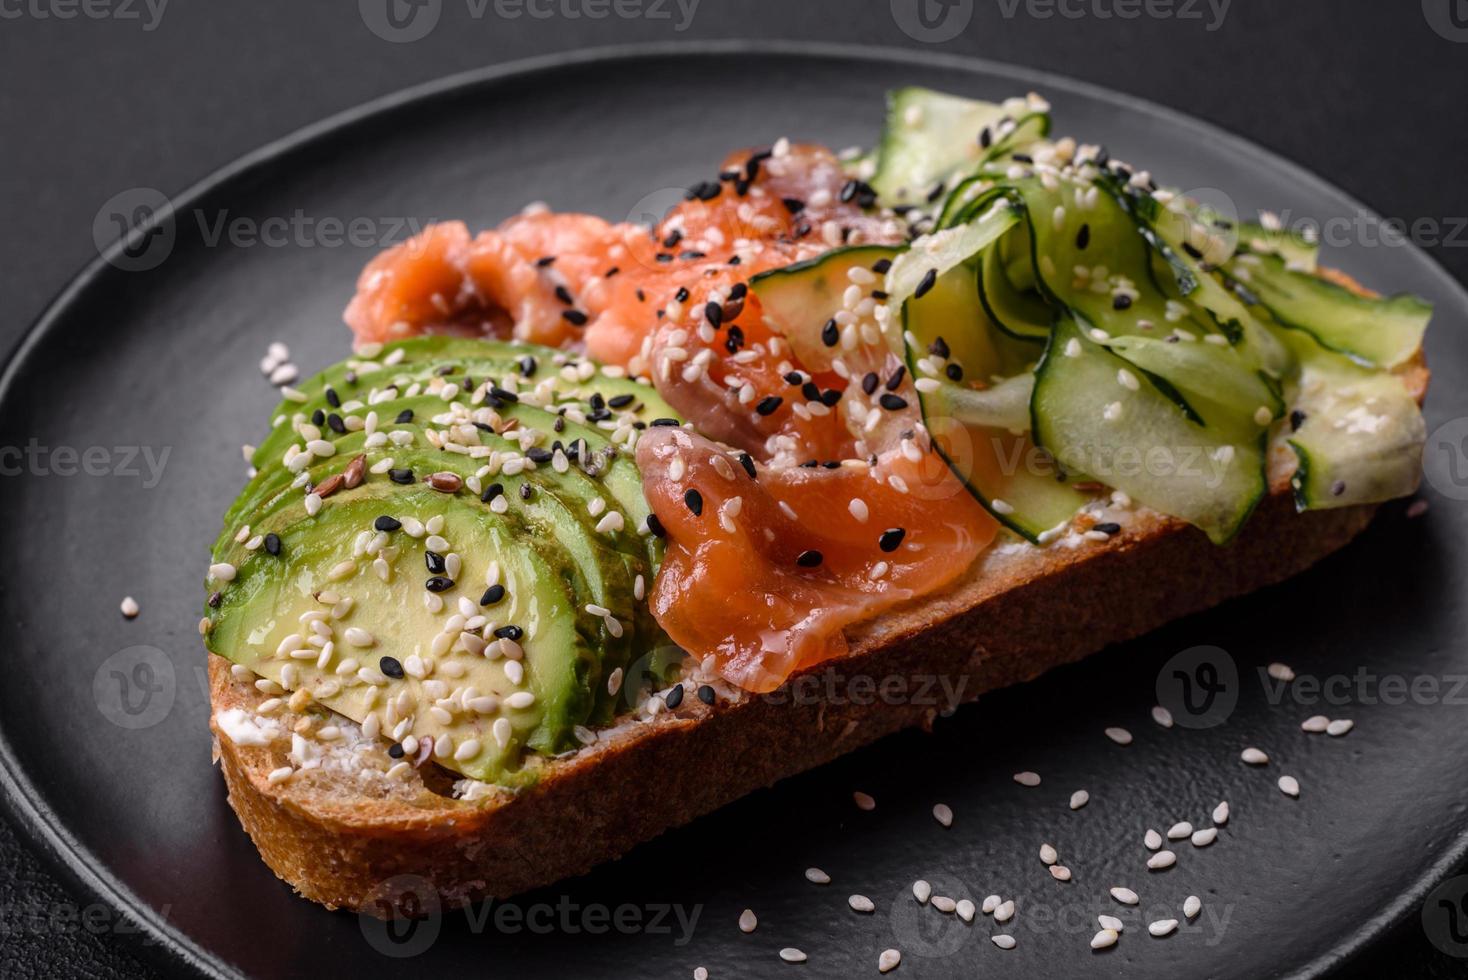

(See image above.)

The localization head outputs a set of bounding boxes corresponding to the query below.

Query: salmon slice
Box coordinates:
[636,426,998,693]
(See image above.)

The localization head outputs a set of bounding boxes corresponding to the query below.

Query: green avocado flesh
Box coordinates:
[861,87,1430,542]
[207,337,678,786]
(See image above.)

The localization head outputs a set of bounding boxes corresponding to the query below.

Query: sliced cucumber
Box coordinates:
[749,244,900,373]
[1238,219,1318,272]
[885,198,1017,312]
[978,236,1050,343]
[1285,339,1425,509]
[1235,252,1430,369]
[870,88,1049,207]
[1101,334,1282,440]
[1033,315,1266,544]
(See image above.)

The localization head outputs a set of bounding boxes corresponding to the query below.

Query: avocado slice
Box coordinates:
[207,480,596,785]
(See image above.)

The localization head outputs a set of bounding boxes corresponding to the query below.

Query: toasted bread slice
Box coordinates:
[208,354,1426,917]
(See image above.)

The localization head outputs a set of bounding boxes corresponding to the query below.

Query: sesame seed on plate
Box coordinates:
[1149,919,1178,937]
[1213,801,1230,824]
[849,894,875,913]
[878,949,901,973]
[1167,822,1193,840]
[805,867,830,885]
[1105,727,1132,745]
[933,803,953,827]
[1151,705,1174,728]
[1110,887,1139,905]
[1091,929,1118,950]
[1040,843,1058,865]
[853,791,876,811]
[694,969,708,980]
[1301,715,1330,733]
[1241,747,1270,765]
[1267,662,1296,681]
[992,935,1017,950]
[1014,771,1041,786]
[1279,775,1301,797]
[738,909,757,933]
[778,948,806,964]
[913,880,931,904]
[1326,719,1354,736]
[1070,790,1089,810]
[994,900,1015,923]
[1098,915,1124,932]
[1147,851,1176,870]
[1051,865,1073,882]
[1145,829,1162,850]
[1191,828,1218,847]
[956,899,975,922]
[1184,896,1202,919]
[120,596,140,619]
[931,896,957,913]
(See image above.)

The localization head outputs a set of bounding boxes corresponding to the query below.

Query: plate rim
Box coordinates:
[2,38,1464,980]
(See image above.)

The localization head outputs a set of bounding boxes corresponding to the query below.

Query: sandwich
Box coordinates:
[202,88,1431,915]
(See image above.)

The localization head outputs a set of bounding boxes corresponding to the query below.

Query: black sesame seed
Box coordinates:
[493,624,524,641]
[674,286,690,303]
[325,387,341,408]
[821,318,840,347]
[562,309,589,327]
[1113,294,1133,311]
[207,591,222,608]
[379,656,404,679]
[782,197,806,214]
[878,528,906,552]
[1076,224,1091,250]
[885,366,907,391]
[311,409,326,426]
[872,258,893,274]
[480,584,506,606]
[839,179,860,204]
[646,513,667,538]
[388,743,405,759]
[607,393,635,409]
[690,181,721,201]
[697,684,716,705]
[665,685,685,709]
[425,551,446,575]
[796,550,824,568]
[705,301,723,328]
[554,284,575,305]
[979,127,993,149]
[738,452,757,479]
[518,356,538,378]
[374,515,402,532]
[730,282,748,300]
[1182,241,1204,260]
[490,385,519,403]
[945,363,964,382]
[821,388,842,407]
[1330,479,1347,496]
[425,576,455,593]
[823,461,840,470]
[263,533,282,556]
[879,393,909,411]
[784,371,804,386]
[755,395,782,416]
[651,417,681,427]
[536,255,556,267]
[327,413,346,434]
[861,372,880,396]
[1093,522,1122,535]
[526,447,554,464]
[519,482,533,500]
[914,268,938,299]
[395,409,414,424]
[481,482,504,503]
[389,468,414,485]
[662,229,683,248]
[802,381,822,402]
[1290,409,1307,432]
[684,488,704,516]
[928,336,951,359]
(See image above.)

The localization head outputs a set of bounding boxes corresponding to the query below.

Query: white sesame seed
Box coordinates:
[1147,851,1176,870]
[991,498,1015,515]
[853,791,876,811]
[1184,895,1202,919]
[1279,775,1301,797]
[267,766,294,785]
[1326,719,1354,736]
[778,948,806,964]
[1191,828,1218,847]
[1098,915,1124,932]
[849,894,875,913]
[1014,771,1041,787]
[878,949,900,973]
[1254,406,1275,427]
[933,803,953,827]
[344,627,375,648]
[739,909,758,933]
[1267,662,1296,681]
[982,895,1000,914]
[848,498,870,523]
[1091,929,1118,950]
[694,968,707,980]
[120,596,140,618]
[931,896,957,913]
[1149,919,1178,937]
[208,563,237,583]
[1145,829,1162,850]
[1050,865,1072,882]
[1117,369,1140,391]
[505,691,535,710]
[1040,843,1058,865]
[805,867,830,885]
[1301,714,1330,733]
[913,880,931,904]
[1166,822,1193,840]
[994,900,1015,923]
[1105,726,1133,745]
[1241,747,1269,765]
[454,739,482,762]
[1213,801,1230,824]
[956,899,975,922]
[1151,705,1174,728]
[1070,790,1089,810]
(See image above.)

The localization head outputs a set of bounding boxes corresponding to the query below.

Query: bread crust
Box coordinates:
[210,337,1429,915]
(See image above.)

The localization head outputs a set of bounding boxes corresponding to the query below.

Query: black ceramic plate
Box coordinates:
[3,42,1467,980]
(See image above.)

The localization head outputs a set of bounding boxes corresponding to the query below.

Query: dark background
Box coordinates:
[0,1,1463,976]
